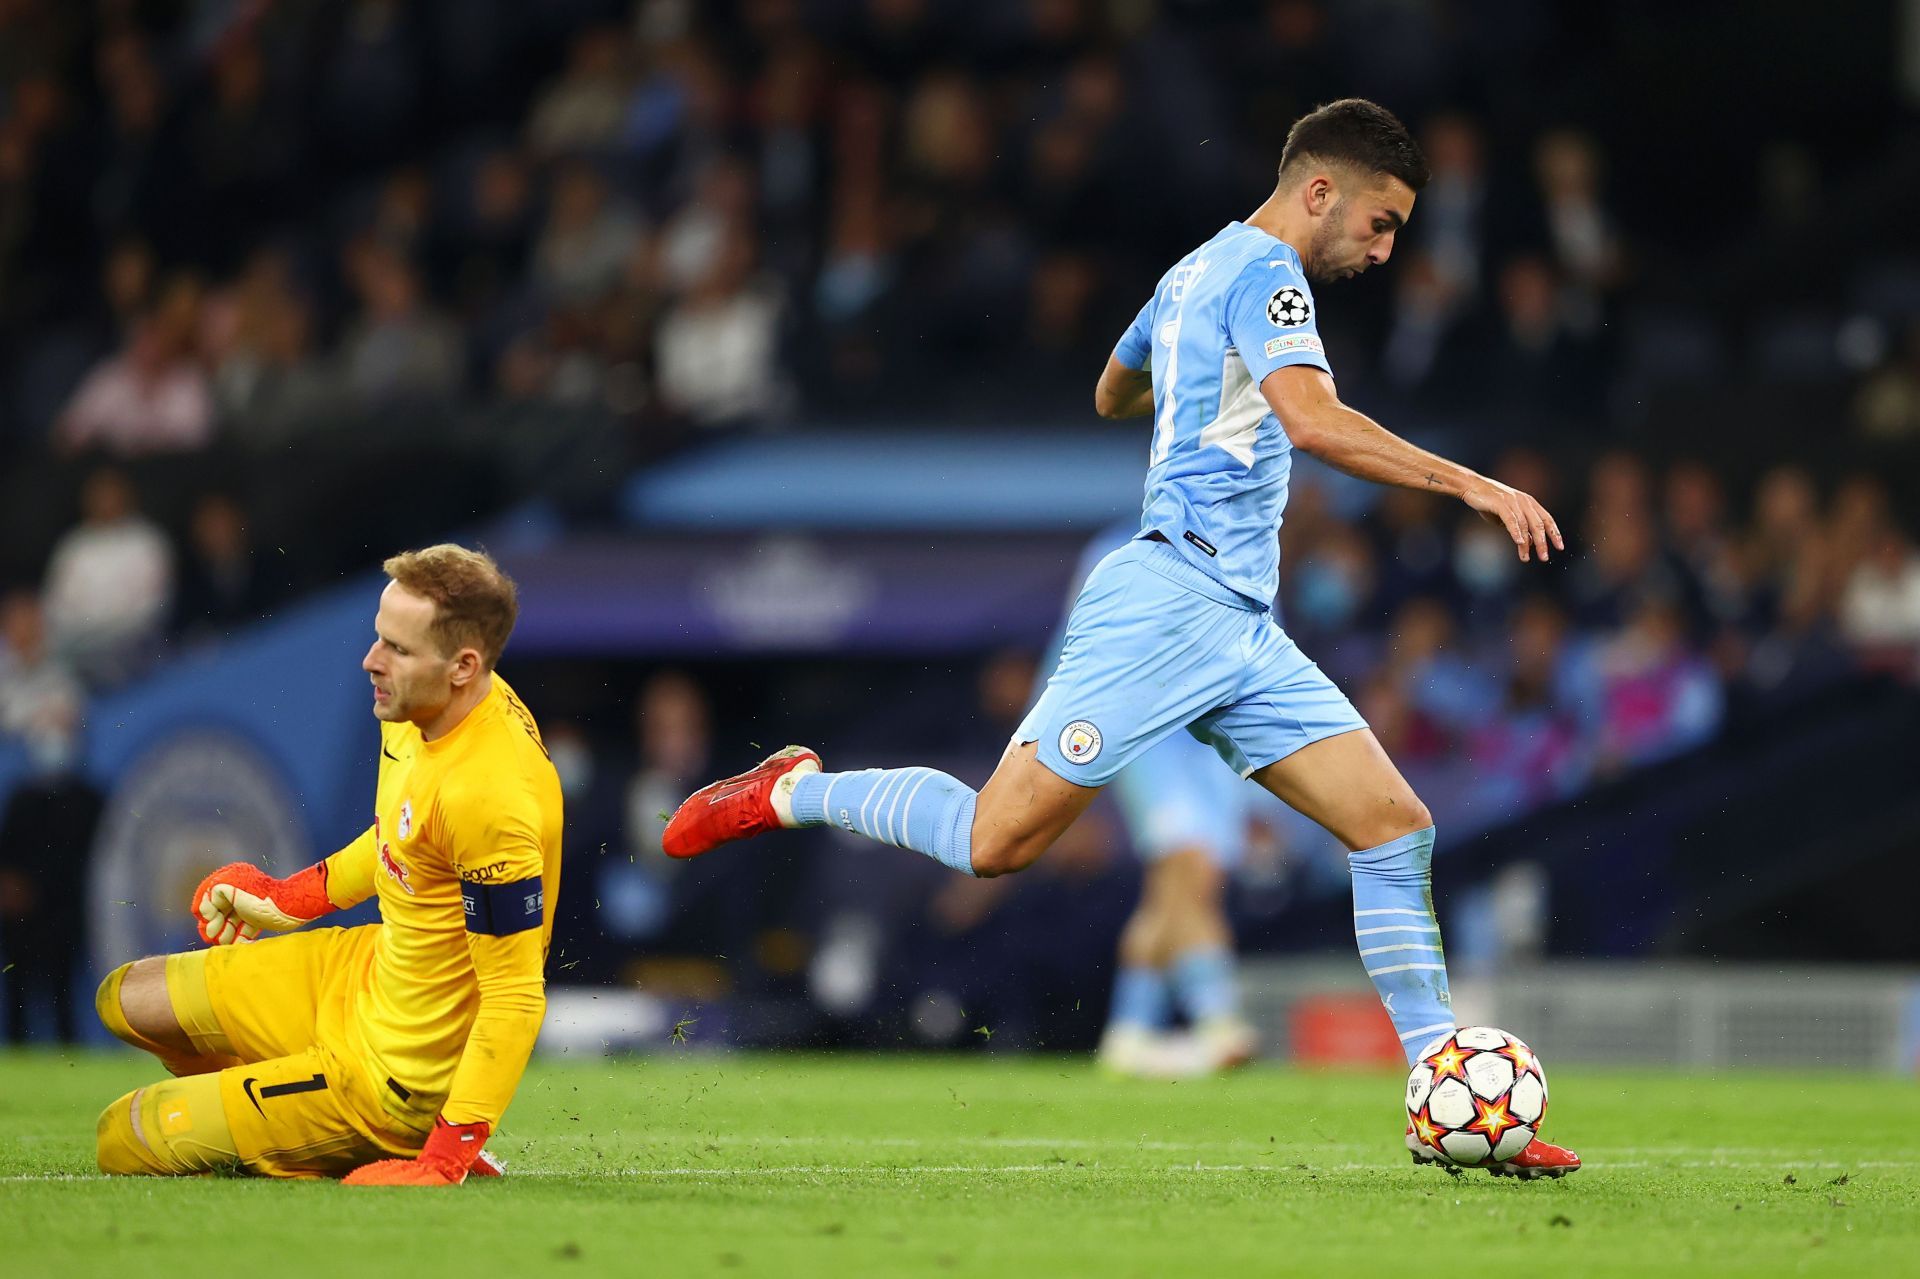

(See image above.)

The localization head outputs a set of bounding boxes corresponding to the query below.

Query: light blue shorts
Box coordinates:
[1111,729,1252,869]
[1015,537,1367,788]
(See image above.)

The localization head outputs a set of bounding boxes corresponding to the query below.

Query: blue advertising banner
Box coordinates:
[500,533,1087,656]
[620,429,1147,531]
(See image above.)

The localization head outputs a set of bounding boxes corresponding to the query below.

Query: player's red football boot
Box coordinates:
[1406,1125,1581,1179]
[661,746,822,859]
[1487,1136,1581,1179]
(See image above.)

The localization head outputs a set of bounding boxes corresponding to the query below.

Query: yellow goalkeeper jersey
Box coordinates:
[321,674,562,1130]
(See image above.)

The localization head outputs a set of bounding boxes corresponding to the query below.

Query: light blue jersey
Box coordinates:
[1113,223,1330,608]
[1013,230,1361,788]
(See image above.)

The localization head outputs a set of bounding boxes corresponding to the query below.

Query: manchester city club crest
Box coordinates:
[1058,720,1103,765]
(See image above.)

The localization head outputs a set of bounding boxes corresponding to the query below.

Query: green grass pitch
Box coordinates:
[3,1049,1916,1277]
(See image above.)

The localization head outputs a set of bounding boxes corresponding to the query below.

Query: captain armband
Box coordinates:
[460,876,544,936]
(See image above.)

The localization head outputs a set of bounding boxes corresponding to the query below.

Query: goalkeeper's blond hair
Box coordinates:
[382,544,519,669]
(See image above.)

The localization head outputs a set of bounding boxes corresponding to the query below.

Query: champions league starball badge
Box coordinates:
[1266,286,1312,327]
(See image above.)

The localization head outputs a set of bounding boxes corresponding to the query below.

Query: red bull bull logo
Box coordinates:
[380,842,415,894]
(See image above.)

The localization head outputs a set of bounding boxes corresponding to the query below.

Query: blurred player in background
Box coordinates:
[665,99,1577,1175]
[93,545,561,1185]
[1101,715,1257,1079]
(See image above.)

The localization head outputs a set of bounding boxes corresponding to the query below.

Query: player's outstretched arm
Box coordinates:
[1094,355,1155,420]
[1263,365,1564,562]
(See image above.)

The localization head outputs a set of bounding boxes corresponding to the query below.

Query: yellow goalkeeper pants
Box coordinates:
[96,926,428,1178]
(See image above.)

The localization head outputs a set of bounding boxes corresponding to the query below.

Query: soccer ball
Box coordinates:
[1405,1026,1547,1166]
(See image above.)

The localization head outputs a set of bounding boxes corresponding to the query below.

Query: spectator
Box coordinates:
[0,590,84,773]
[1740,465,1826,632]
[0,760,101,1045]
[172,493,278,641]
[1662,460,1746,632]
[1837,520,1920,667]
[645,156,754,297]
[653,228,786,425]
[1531,129,1625,334]
[0,589,99,1044]
[1368,488,1456,618]
[337,240,464,402]
[1467,594,1591,812]
[40,467,173,686]
[56,273,214,455]
[533,161,646,306]
[446,149,535,317]
[1380,596,1500,738]
[1480,253,1604,422]
[526,24,632,159]
[181,36,295,266]
[1411,113,1488,303]
[608,671,713,944]
[1586,591,1724,774]
[1380,251,1475,397]
[97,236,157,342]
[204,248,336,441]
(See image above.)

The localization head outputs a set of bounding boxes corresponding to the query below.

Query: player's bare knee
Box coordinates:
[95,960,148,1046]
[1396,794,1434,836]
[1346,790,1433,850]
[121,957,177,1040]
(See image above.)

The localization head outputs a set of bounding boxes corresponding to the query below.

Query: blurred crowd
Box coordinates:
[3,0,1918,451]
[1276,450,1920,851]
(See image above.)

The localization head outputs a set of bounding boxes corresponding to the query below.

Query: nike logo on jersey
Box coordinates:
[382,744,400,761]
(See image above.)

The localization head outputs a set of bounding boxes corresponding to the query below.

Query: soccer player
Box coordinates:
[94,545,562,1184]
[664,99,1578,1176]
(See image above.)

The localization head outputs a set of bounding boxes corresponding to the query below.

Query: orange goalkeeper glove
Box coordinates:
[191,861,335,946]
[343,1117,493,1187]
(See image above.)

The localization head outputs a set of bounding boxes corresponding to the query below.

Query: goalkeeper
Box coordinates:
[94,545,563,1185]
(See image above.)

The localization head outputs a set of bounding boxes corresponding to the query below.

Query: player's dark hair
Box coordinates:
[384,543,519,668]
[1279,99,1428,191]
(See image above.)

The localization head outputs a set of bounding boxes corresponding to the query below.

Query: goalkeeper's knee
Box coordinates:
[97,1075,241,1176]
[96,958,238,1076]
[96,961,152,1050]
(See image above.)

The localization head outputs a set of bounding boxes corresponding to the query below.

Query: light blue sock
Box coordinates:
[1169,944,1240,1024]
[788,768,977,875]
[1349,825,1454,1065]
[1106,966,1172,1033]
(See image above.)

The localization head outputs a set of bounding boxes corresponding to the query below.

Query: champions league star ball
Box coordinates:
[1405,1027,1548,1166]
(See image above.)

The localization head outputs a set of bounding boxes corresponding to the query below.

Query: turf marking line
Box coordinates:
[7,1158,1918,1184]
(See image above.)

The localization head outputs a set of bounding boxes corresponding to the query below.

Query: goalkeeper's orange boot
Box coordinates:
[661,746,821,859]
